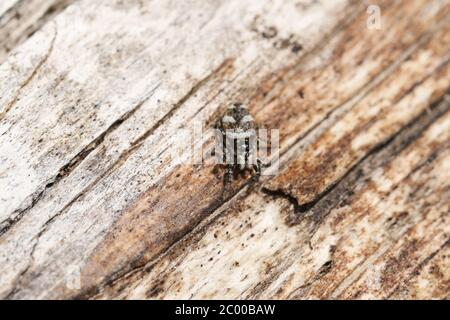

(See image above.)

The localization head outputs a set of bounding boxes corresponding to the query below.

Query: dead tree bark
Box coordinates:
[0,0,448,299]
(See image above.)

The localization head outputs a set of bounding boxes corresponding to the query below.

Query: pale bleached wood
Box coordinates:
[0,0,75,64]
[0,0,20,16]
[0,0,449,300]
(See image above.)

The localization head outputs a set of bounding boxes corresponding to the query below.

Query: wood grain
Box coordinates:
[0,0,448,299]
[0,0,75,64]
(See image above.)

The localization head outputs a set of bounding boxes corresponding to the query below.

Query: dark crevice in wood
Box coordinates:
[24,0,76,39]
[261,187,303,213]
[290,121,450,299]
[271,91,450,226]
[261,31,447,215]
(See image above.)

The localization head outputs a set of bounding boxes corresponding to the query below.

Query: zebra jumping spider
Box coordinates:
[215,103,262,191]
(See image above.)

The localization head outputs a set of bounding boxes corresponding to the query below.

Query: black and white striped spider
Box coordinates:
[215,103,262,189]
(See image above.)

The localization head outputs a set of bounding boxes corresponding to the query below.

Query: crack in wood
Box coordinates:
[279,148,449,299]
[264,91,450,224]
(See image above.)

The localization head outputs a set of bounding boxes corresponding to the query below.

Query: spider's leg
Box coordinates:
[251,159,262,182]
[225,164,233,183]
[222,164,233,199]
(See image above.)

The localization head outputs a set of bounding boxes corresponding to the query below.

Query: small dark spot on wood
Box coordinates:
[262,26,278,39]
[291,42,303,53]
[318,260,333,276]
[273,38,291,49]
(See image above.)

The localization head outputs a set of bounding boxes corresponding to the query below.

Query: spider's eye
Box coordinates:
[222,116,236,124]
[241,115,253,123]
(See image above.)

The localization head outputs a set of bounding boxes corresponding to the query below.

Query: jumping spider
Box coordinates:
[215,103,262,192]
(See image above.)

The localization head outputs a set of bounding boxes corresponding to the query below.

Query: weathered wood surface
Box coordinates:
[0,0,74,64]
[0,0,449,299]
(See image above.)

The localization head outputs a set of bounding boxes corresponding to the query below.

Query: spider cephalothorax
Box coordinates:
[215,103,262,190]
